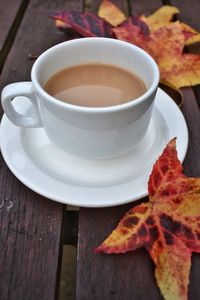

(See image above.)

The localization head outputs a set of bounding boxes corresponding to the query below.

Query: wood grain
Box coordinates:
[168,2,200,297]
[85,0,129,15]
[76,0,200,299]
[0,0,30,73]
[76,1,164,299]
[170,0,200,32]
[0,0,23,52]
[129,0,163,16]
[77,202,162,300]
[1,0,200,299]
[0,0,82,299]
[170,0,200,107]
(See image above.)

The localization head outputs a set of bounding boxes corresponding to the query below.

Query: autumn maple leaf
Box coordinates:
[96,138,200,300]
[140,5,200,46]
[140,5,180,32]
[114,21,200,89]
[98,1,200,89]
[51,1,200,90]
[50,10,113,38]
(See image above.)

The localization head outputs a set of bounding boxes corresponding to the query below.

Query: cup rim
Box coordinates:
[31,37,160,113]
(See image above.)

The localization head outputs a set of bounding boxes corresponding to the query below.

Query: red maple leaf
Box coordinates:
[50,10,113,38]
[96,138,200,300]
[113,16,149,47]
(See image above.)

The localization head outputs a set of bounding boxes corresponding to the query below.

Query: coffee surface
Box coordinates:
[45,63,146,107]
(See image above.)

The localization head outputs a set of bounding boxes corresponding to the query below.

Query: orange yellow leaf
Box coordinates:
[95,203,150,254]
[98,0,126,26]
[115,20,200,89]
[140,5,179,32]
[145,23,200,88]
[140,6,200,46]
[54,19,69,29]
[96,138,200,300]
[51,3,200,90]
[154,239,191,300]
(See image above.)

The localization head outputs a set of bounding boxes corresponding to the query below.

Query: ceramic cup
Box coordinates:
[1,38,159,159]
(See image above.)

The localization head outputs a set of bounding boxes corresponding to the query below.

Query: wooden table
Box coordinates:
[0,0,200,299]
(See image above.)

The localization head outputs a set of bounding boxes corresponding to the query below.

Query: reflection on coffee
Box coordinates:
[45,63,146,107]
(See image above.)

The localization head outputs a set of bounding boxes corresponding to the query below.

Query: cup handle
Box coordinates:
[1,82,42,127]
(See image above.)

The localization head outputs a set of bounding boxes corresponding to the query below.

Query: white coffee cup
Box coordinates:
[1,38,159,159]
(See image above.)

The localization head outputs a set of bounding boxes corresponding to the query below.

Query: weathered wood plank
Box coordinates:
[167,2,200,297]
[129,0,163,16]
[77,202,162,300]
[170,0,200,107]
[85,0,129,15]
[0,1,32,74]
[76,1,165,299]
[180,88,200,177]
[0,0,83,96]
[170,0,200,32]
[0,0,82,299]
[63,210,79,245]
[76,0,200,299]
[0,0,23,52]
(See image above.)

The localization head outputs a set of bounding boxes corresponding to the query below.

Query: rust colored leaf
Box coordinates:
[50,11,113,37]
[98,0,126,27]
[96,138,200,300]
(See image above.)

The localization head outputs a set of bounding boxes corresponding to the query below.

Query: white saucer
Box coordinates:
[0,88,188,207]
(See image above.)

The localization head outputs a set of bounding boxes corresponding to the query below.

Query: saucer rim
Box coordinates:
[0,88,188,207]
